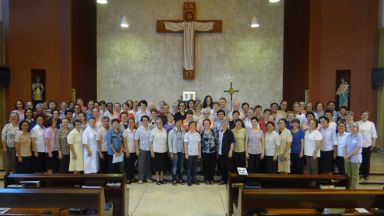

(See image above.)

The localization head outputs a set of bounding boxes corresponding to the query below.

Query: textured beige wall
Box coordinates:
[97,0,284,109]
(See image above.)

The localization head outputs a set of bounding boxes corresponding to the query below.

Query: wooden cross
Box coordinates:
[157,2,222,80]
[224,82,239,111]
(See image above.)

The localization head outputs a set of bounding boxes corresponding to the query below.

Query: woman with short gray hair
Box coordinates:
[344,122,363,189]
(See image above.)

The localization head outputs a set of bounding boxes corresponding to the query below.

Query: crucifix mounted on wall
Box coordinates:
[157,2,222,80]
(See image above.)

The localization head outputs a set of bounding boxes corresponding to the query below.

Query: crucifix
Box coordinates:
[157,2,222,80]
[224,82,239,111]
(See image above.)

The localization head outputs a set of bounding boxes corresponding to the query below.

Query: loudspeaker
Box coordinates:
[371,67,384,89]
[0,66,10,88]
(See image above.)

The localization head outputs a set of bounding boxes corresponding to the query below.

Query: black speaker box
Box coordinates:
[0,66,10,88]
[371,67,384,89]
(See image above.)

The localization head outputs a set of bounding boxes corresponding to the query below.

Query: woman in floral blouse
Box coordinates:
[245,117,264,173]
[2,112,20,173]
[200,119,218,185]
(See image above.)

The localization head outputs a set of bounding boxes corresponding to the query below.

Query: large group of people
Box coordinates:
[1,97,378,188]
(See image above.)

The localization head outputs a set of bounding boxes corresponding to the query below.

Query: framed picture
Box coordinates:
[183,91,196,100]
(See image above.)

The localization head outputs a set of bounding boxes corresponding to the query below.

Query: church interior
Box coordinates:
[0,0,384,215]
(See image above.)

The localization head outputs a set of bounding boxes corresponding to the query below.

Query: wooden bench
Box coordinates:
[4,174,128,216]
[0,188,113,215]
[227,173,350,215]
[233,188,384,215]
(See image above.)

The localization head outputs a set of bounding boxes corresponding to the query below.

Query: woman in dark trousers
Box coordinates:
[218,120,234,185]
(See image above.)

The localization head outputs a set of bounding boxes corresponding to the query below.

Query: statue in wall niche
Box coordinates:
[335,78,349,109]
[32,77,44,106]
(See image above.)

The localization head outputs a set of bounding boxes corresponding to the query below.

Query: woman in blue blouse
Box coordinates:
[290,118,304,174]
[200,119,218,184]
[106,119,123,173]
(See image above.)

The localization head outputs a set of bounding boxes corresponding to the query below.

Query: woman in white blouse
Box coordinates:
[193,102,203,122]
[123,118,137,184]
[243,109,255,130]
[264,122,280,174]
[324,109,337,130]
[304,119,322,175]
[318,116,337,175]
[358,111,378,180]
[335,122,350,175]
[150,117,168,185]
[30,115,46,174]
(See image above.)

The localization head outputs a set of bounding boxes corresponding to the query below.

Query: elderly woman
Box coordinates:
[171,102,179,115]
[158,104,170,124]
[123,118,137,184]
[290,118,304,174]
[97,116,110,173]
[335,122,350,175]
[15,121,32,173]
[68,120,84,174]
[227,101,245,121]
[231,119,246,172]
[304,119,322,175]
[245,117,264,173]
[254,105,263,120]
[344,122,363,189]
[10,99,25,123]
[44,117,58,174]
[229,110,245,130]
[278,119,292,174]
[305,103,313,113]
[318,116,337,175]
[193,102,204,122]
[106,119,123,173]
[286,111,295,131]
[33,103,48,121]
[314,102,325,120]
[200,119,218,185]
[168,118,186,186]
[150,117,168,185]
[264,122,280,174]
[243,109,256,130]
[210,102,220,122]
[134,115,153,184]
[163,113,176,133]
[218,120,234,185]
[175,101,187,121]
[327,101,340,122]
[55,118,72,173]
[301,111,321,132]
[358,111,378,180]
[30,115,46,173]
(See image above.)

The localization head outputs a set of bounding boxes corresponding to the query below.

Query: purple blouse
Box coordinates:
[246,129,264,154]
[345,133,363,163]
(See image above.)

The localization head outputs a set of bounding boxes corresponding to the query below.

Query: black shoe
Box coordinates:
[188,182,192,186]
[193,180,200,185]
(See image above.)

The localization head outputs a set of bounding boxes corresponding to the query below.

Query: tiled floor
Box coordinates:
[0,152,383,216]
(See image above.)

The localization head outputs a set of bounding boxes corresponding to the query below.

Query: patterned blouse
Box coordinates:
[246,129,264,154]
[55,128,72,155]
[200,128,218,153]
[1,123,19,147]
[264,131,281,156]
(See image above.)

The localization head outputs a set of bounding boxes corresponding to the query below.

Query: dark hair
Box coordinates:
[52,109,60,116]
[202,95,213,109]
[128,117,135,123]
[65,110,74,116]
[175,117,183,123]
[74,104,82,111]
[254,105,262,110]
[68,101,75,108]
[15,99,25,110]
[339,106,348,111]
[337,121,346,128]
[141,115,150,122]
[314,102,324,111]
[305,111,315,118]
[251,117,259,123]
[88,117,96,122]
[234,119,243,125]
[212,102,220,107]
[150,108,158,114]
[139,100,148,107]
[99,100,106,105]
[48,100,57,108]
[309,118,319,127]
[106,102,113,108]
[232,110,240,116]
[266,121,275,128]
[35,114,45,122]
[270,103,278,108]
[74,120,82,125]
[219,97,226,102]
[327,101,336,106]
[278,118,287,125]
[186,110,194,115]
[263,109,271,114]
[361,110,370,115]
[122,102,129,108]
[324,109,333,117]
[187,99,195,110]
[337,118,346,124]
[241,102,249,109]
[24,108,33,117]
[203,118,211,125]
[88,100,95,105]
[292,118,300,125]
[319,116,329,123]
[278,100,288,111]
[178,101,187,110]
[19,120,30,130]
[120,111,129,118]
[188,120,196,127]
[217,110,226,116]
[45,117,55,127]
[111,118,119,124]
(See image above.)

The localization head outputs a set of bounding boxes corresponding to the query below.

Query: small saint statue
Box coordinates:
[335,79,349,109]
[32,77,44,106]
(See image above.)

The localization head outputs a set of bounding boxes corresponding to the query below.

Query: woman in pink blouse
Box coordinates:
[10,99,25,123]
[44,117,58,174]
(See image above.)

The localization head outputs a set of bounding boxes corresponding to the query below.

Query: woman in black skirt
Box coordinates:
[264,122,280,174]
[30,115,46,173]
[44,117,59,174]
[149,117,168,185]
[15,121,33,174]
[318,116,337,175]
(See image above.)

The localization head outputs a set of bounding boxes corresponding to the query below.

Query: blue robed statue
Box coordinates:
[335,79,349,109]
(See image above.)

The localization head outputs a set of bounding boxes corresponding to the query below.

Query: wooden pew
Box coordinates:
[233,188,384,216]
[0,188,113,216]
[3,174,128,216]
[227,173,350,215]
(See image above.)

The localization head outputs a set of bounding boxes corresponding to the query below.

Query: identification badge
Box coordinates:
[352,140,357,144]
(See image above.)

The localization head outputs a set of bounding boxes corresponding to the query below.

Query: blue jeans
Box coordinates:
[186,155,198,183]
[172,152,185,181]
